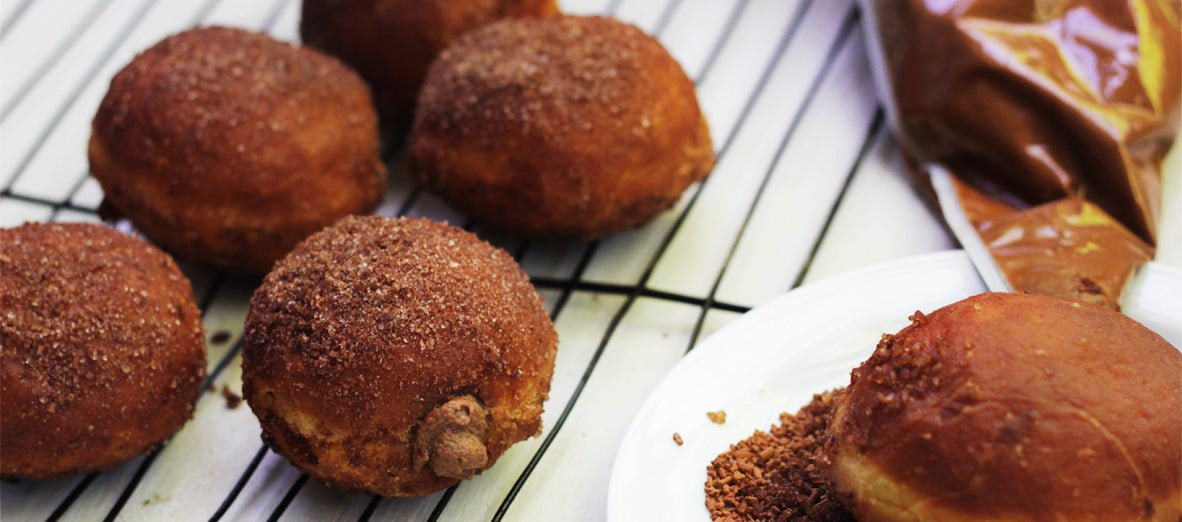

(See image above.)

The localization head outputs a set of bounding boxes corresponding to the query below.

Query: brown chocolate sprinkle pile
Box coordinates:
[705,390,851,522]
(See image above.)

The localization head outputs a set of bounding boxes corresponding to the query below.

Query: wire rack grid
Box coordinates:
[0,0,954,520]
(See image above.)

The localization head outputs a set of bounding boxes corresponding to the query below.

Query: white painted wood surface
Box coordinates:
[0,0,956,520]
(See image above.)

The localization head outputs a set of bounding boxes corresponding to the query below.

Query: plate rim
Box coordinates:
[605,249,979,521]
[606,249,1182,521]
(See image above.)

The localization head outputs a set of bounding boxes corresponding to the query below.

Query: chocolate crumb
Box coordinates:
[673,432,684,446]
[705,390,852,522]
[221,385,242,409]
[210,331,232,345]
[707,410,727,425]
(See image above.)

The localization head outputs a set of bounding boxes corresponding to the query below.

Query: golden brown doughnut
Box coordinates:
[408,15,715,238]
[0,223,206,478]
[826,293,1181,521]
[89,26,386,273]
[241,216,556,496]
[300,0,558,129]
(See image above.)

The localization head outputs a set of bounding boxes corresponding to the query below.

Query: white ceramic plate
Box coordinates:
[606,250,1181,522]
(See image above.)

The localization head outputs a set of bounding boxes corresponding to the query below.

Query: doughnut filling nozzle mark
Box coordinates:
[414,395,489,480]
[242,216,557,497]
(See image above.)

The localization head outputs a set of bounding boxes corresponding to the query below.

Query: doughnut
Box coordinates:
[826,293,1181,521]
[89,26,386,273]
[408,15,715,238]
[300,0,558,129]
[241,216,557,496]
[0,223,206,478]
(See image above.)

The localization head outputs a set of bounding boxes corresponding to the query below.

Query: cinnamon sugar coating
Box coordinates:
[89,26,386,273]
[301,0,557,129]
[0,223,206,478]
[408,15,715,238]
[242,216,556,496]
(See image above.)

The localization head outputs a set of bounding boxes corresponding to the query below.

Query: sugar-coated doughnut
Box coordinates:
[1,223,206,478]
[408,15,714,238]
[89,26,386,273]
[242,216,556,496]
[300,0,557,129]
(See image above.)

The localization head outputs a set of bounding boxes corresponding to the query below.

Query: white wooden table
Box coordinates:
[0,0,959,520]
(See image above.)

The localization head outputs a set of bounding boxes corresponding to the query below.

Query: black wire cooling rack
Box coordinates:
[0,0,952,519]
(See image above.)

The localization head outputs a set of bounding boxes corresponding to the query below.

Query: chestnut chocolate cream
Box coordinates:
[861,0,1179,307]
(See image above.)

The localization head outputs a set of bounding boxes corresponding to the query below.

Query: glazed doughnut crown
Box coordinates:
[826,292,1181,522]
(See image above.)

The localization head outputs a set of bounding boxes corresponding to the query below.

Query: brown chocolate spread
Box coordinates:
[862,0,1180,307]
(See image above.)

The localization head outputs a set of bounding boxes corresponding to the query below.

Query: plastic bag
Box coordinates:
[860,0,1180,307]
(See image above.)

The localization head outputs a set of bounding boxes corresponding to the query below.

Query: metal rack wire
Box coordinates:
[0,0,941,520]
